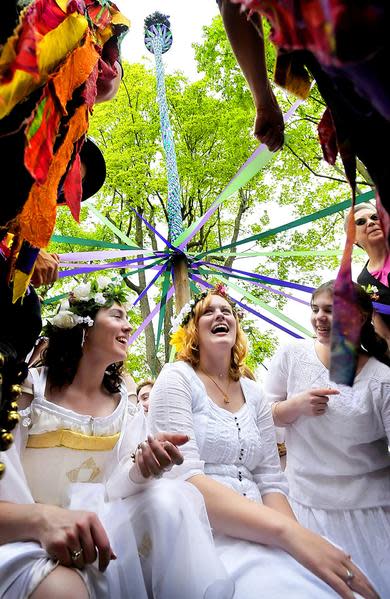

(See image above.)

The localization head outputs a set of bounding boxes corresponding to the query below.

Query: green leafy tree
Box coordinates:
[48,15,371,377]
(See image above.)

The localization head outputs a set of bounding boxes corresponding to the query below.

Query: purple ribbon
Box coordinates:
[195,261,315,293]
[128,286,175,345]
[177,98,304,251]
[59,249,166,262]
[190,273,303,339]
[133,262,170,307]
[130,207,178,253]
[59,254,164,278]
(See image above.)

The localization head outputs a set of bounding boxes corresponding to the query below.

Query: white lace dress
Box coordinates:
[149,361,356,599]
[0,368,234,599]
[265,339,390,597]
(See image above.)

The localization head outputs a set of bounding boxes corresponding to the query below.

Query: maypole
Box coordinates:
[144,12,190,311]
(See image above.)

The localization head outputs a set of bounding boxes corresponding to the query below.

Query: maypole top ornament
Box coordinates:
[144,12,173,54]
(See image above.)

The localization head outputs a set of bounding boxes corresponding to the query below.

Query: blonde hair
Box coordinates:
[177,290,249,380]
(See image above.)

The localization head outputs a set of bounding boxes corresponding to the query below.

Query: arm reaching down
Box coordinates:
[218,0,284,151]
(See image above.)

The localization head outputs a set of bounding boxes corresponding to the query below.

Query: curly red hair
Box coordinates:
[176,290,250,380]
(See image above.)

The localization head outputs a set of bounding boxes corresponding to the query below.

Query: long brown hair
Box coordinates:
[312,281,390,367]
[177,290,251,380]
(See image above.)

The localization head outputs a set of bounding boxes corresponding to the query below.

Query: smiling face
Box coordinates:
[197,295,237,354]
[310,291,333,345]
[137,384,153,413]
[354,207,384,250]
[83,303,131,364]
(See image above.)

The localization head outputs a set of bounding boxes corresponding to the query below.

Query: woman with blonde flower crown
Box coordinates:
[265,281,390,597]
[149,285,378,599]
[0,277,234,599]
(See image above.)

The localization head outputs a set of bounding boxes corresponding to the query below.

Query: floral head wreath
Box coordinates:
[361,284,379,302]
[170,283,244,354]
[44,275,132,332]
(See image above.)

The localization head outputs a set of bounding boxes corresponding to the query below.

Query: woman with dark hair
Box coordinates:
[265,280,390,596]
[0,277,233,599]
[150,285,377,599]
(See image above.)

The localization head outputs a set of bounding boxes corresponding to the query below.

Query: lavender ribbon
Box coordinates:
[177,99,304,251]
[59,254,165,278]
[128,286,175,345]
[190,273,303,339]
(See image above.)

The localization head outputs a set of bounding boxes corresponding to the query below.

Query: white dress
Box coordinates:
[0,368,234,599]
[265,339,390,597]
[149,361,356,599]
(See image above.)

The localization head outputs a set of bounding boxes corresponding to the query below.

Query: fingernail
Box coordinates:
[111,553,117,560]
[147,434,154,443]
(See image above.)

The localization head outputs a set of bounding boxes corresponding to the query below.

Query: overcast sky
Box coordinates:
[115,0,220,79]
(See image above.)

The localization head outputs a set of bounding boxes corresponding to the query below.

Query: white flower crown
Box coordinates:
[45,275,133,331]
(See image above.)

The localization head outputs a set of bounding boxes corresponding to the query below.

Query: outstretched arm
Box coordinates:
[218,0,284,151]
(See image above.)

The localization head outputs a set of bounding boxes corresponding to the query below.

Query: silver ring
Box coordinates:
[345,568,354,585]
[70,548,83,561]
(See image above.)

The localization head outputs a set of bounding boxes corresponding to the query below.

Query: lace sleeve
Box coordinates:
[149,363,205,480]
[250,384,289,497]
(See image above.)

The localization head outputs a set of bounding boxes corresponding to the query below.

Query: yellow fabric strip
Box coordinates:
[0,13,88,119]
[27,429,120,451]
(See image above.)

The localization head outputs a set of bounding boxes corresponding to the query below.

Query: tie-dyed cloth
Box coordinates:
[0,0,129,300]
[231,0,390,383]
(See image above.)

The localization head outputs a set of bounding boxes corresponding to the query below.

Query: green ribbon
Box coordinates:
[43,258,166,304]
[174,145,276,247]
[196,190,375,259]
[86,204,141,249]
[155,267,172,352]
[199,268,313,337]
[50,235,138,250]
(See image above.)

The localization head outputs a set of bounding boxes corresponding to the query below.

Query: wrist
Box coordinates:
[273,518,301,552]
[28,503,47,542]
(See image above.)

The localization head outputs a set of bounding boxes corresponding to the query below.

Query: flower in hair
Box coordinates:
[48,311,94,330]
[169,326,187,354]
[44,275,133,333]
[361,284,379,302]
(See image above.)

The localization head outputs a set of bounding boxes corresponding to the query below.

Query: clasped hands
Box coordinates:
[132,432,189,479]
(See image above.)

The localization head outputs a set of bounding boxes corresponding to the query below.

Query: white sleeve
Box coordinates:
[380,381,390,442]
[0,437,34,504]
[105,406,151,500]
[250,385,289,497]
[263,344,290,404]
[149,363,205,480]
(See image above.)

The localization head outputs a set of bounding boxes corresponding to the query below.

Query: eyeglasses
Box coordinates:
[355,213,379,226]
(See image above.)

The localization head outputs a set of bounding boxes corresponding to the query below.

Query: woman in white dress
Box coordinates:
[149,285,377,599]
[0,278,233,599]
[265,280,390,597]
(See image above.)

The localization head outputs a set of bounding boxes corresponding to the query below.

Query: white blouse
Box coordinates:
[3,368,149,507]
[149,361,288,502]
[265,339,390,509]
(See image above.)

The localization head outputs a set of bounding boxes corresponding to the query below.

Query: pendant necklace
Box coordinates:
[200,369,231,404]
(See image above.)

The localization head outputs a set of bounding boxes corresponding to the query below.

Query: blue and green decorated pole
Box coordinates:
[144,12,189,310]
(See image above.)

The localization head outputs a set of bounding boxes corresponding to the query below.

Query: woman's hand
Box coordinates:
[134,433,188,479]
[35,504,115,572]
[273,388,340,425]
[254,87,284,152]
[281,523,379,599]
[294,388,339,417]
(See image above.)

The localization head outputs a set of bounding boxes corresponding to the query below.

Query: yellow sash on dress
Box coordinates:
[27,429,120,451]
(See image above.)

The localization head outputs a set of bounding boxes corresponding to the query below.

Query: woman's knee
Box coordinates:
[29,566,89,599]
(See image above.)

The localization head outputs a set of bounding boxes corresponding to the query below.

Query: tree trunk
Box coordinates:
[134,210,161,377]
